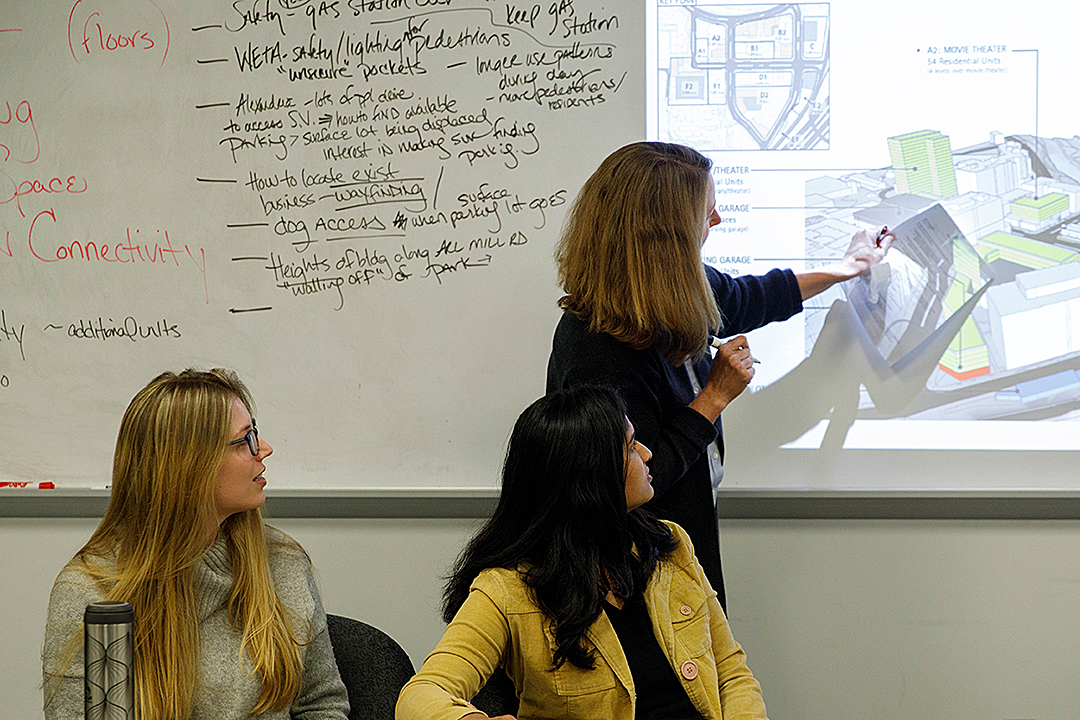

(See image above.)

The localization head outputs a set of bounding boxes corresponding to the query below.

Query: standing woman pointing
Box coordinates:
[547,142,891,607]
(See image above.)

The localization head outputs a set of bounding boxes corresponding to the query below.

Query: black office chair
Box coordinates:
[470,666,520,718]
[326,614,415,720]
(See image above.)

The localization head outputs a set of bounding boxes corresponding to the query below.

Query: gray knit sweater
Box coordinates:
[42,528,349,719]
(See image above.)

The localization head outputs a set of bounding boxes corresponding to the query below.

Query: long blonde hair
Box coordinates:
[556,142,721,363]
[44,369,306,719]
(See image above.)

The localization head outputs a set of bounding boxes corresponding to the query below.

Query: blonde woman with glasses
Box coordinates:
[42,368,349,720]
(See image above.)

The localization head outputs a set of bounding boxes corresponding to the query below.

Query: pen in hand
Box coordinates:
[709,335,760,364]
[875,226,890,248]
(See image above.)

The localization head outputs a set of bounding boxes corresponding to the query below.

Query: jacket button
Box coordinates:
[680,660,698,680]
[679,605,693,616]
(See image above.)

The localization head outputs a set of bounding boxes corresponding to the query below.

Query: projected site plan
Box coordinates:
[651,3,830,151]
[806,130,1080,428]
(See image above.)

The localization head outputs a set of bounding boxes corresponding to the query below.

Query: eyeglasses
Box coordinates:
[227,419,260,457]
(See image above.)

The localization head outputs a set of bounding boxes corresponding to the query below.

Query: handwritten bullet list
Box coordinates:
[0,0,627,404]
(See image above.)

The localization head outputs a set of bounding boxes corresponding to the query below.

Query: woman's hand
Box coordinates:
[836,227,893,278]
[796,226,893,300]
[688,335,756,422]
[462,714,516,720]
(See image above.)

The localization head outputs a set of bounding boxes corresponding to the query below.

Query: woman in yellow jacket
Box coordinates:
[396,386,768,720]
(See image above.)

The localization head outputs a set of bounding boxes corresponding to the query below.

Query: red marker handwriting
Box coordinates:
[24,209,208,301]
[0,100,40,164]
[0,171,88,218]
[81,13,156,53]
[69,0,170,66]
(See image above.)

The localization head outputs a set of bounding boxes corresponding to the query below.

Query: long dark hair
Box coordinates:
[443,385,677,669]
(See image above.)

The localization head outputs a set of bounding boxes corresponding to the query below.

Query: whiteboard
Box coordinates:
[0,0,641,489]
[4,0,1080,495]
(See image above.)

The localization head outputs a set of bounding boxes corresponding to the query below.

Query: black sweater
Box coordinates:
[547,265,803,607]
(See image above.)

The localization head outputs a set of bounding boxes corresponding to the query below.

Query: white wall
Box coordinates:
[5,517,1079,720]
[722,520,1080,720]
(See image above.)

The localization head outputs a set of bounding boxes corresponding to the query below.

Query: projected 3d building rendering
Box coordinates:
[806,129,1080,424]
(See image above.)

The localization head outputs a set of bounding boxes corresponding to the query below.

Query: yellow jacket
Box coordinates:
[396,522,767,720]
